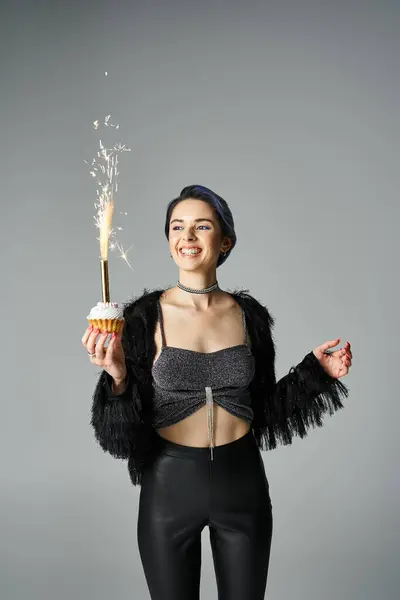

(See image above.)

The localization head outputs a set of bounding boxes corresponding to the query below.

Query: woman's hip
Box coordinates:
[139,429,272,514]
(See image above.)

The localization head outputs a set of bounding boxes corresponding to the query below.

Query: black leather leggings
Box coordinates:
[137,429,273,599]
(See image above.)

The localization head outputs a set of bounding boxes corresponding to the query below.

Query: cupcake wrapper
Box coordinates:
[87,318,124,334]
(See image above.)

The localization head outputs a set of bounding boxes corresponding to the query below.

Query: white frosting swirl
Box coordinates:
[87,302,124,320]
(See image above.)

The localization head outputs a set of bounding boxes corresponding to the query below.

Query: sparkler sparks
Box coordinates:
[84,112,132,270]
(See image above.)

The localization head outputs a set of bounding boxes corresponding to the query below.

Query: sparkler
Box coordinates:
[84,111,132,303]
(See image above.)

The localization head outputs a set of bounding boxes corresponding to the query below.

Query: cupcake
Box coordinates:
[87,301,124,334]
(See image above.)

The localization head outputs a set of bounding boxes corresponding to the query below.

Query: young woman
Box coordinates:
[82,184,352,600]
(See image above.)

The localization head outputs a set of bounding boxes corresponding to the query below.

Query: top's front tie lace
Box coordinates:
[205,386,214,461]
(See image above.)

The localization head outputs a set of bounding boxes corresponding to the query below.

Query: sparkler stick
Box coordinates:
[99,198,114,302]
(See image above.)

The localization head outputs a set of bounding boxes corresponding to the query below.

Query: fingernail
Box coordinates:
[111,332,116,339]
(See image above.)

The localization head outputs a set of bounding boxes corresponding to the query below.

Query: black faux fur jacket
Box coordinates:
[90,287,349,487]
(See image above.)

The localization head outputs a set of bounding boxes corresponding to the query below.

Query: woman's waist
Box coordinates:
[155,406,252,447]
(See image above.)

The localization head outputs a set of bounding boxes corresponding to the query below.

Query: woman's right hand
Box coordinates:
[81,323,127,384]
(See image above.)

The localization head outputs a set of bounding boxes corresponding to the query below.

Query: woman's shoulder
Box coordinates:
[122,287,165,321]
[228,287,275,329]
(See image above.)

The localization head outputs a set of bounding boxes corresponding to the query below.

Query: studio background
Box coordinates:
[2,1,398,599]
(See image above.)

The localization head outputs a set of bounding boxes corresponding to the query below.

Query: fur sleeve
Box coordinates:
[90,298,146,460]
[264,349,349,449]
[244,293,349,450]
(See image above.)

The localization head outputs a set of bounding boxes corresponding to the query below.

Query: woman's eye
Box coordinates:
[172,225,210,231]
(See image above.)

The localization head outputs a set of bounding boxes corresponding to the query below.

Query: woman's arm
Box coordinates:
[266,349,349,446]
[111,375,128,395]
[248,296,350,450]
[90,301,145,460]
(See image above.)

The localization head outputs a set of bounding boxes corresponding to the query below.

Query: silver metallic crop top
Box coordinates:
[151,299,256,460]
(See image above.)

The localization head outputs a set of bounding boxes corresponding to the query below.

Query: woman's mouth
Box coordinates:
[179,248,202,257]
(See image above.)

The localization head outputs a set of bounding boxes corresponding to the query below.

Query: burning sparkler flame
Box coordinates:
[85,110,132,270]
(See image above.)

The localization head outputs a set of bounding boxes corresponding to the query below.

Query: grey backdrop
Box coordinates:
[2,0,398,599]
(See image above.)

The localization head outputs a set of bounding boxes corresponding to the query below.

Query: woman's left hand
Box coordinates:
[312,339,352,379]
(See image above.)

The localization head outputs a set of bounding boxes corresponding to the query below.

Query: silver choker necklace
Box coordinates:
[177,280,219,294]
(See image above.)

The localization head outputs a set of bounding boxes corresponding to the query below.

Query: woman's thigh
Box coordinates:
[208,443,273,599]
[137,452,209,600]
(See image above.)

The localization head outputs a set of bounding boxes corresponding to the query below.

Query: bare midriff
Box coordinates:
[156,404,251,448]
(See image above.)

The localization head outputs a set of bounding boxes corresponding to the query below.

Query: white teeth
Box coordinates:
[180,248,201,255]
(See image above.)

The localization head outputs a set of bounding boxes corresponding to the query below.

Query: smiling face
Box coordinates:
[168,198,231,270]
